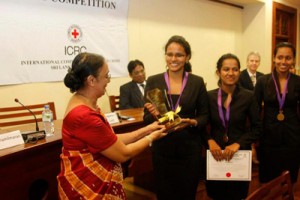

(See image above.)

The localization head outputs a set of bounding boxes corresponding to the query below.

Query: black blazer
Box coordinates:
[143,72,209,155]
[119,81,145,109]
[239,69,264,90]
[207,86,261,150]
[143,73,209,128]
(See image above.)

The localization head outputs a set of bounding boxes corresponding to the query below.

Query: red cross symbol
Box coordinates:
[71,29,79,39]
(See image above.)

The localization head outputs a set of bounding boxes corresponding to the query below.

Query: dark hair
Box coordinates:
[127,59,144,74]
[216,53,241,86]
[64,52,105,93]
[274,42,296,57]
[165,35,192,72]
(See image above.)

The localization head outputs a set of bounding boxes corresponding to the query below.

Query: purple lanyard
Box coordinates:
[271,72,290,111]
[164,71,189,111]
[218,88,231,130]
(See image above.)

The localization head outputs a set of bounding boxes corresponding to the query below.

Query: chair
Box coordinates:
[0,102,56,127]
[246,171,294,200]
[109,95,120,112]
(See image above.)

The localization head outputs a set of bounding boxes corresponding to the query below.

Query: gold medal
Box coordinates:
[223,134,229,143]
[277,111,285,121]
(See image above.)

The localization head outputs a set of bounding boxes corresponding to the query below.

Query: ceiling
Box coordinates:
[224,0,261,4]
[221,0,300,7]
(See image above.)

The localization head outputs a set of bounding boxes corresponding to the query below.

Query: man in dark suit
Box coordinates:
[239,51,263,165]
[119,59,146,109]
[239,51,264,91]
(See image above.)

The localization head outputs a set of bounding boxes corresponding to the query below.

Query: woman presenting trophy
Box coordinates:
[143,35,209,200]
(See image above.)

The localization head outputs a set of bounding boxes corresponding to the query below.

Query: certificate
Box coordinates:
[206,150,252,181]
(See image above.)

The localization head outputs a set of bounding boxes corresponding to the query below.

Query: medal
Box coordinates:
[272,72,290,122]
[218,88,231,144]
[277,110,285,121]
[223,134,229,143]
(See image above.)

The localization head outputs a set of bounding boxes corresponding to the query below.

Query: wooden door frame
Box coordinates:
[272,2,297,70]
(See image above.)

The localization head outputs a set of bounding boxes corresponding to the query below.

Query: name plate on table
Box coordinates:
[0,130,24,150]
[206,150,252,181]
[104,112,120,124]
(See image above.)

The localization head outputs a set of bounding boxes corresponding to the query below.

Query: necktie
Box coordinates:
[140,83,145,96]
[140,83,145,89]
[251,75,256,86]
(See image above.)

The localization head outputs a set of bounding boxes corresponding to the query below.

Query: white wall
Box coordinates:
[1,0,299,119]
[242,1,271,72]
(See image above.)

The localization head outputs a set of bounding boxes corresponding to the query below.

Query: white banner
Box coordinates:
[0,0,129,85]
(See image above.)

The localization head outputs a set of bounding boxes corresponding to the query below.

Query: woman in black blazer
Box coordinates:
[143,35,209,200]
[255,42,300,190]
[205,53,261,200]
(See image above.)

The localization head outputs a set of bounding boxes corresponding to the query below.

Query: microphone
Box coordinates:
[14,98,46,143]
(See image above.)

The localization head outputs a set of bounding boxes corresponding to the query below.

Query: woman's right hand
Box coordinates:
[208,139,223,161]
[144,103,160,117]
[146,121,165,132]
[149,126,167,141]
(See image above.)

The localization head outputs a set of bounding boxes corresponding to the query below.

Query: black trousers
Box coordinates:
[206,180,249,200]
[152,153,202,200]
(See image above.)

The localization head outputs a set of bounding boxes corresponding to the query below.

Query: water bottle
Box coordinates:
[42,105,54,136]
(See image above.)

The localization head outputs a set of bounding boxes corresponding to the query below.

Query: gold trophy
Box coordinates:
[147,88,189,133]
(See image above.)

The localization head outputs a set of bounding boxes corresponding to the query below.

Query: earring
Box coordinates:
[186,60,189,64]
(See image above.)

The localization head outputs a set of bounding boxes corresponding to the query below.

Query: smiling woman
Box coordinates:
[57,52,167,199]
[143,35,209,200]
[205,53,261,200]
[254,42,300,192]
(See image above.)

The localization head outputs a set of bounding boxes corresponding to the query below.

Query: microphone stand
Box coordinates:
[14,99,46,143]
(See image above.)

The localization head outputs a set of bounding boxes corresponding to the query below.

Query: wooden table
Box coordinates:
[0,108,147,200]
[0,120,63,200]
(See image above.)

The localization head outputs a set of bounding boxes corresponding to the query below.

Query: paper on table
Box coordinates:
[206,150,252,181]
[0,130,24,150]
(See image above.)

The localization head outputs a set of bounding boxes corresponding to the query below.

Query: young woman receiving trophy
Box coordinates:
[143,35,209,200]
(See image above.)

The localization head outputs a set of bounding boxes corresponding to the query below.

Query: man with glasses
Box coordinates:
[239,51,264,90]
[119,59,146,109]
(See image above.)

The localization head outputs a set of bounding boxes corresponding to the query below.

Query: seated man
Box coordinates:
[239,51,264,90]
[119,59,146,109]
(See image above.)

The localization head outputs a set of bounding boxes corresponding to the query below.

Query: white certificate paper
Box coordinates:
[206,150,252,181]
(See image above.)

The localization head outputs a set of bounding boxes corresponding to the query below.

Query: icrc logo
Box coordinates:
[67,25,82,43]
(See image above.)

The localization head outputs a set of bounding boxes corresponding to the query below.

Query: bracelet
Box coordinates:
[145,135,153,147]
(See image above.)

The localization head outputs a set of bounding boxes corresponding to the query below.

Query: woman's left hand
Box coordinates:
[180,118,197,127]
[223,143,240,161]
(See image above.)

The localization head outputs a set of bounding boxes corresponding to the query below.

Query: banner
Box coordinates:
[0,0,129,85]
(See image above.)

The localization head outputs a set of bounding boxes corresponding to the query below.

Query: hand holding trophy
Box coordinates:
[146,88,189,133]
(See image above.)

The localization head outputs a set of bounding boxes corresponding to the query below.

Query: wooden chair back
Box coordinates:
[0,102,56,127]
[109,95,120,112]
[246,171,294,200]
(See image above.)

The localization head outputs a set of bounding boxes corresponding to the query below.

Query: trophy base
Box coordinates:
[166,122,190,133]
[163,117,189,133]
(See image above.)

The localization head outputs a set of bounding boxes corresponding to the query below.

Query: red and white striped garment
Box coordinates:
[57,105,125,200]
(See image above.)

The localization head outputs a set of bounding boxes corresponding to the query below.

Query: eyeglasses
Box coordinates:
[105,73,111,79]
[96,73,111,80]
[165,53,186,58]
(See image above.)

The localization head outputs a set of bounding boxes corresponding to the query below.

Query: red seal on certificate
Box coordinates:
[226,172,231,177]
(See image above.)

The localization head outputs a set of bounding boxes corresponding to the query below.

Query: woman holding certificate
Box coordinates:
[255,42,300,189]
[144,35,209,200]
[206,53,261,200]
